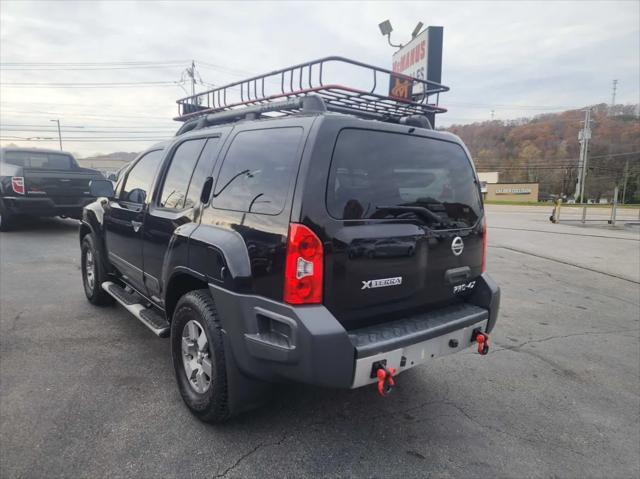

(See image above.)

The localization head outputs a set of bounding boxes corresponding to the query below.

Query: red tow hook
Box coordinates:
[476,332,490,355]
[376,367,396,396]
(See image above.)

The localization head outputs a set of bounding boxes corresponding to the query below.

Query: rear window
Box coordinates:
[327,129,481,228]
[212,127,303,215]
[2,151,74,170]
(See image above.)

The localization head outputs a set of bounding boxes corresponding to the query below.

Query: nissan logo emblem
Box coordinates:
[451,236,464,256]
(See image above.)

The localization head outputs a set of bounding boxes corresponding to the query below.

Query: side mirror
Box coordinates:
[89,179,115,199]
[200,176,214,204]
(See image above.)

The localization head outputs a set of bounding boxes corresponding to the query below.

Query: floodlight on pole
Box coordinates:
[378,19,403,49]
[378,20,393,36]
[411,22,424,38]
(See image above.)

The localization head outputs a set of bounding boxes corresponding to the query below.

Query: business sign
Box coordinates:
[388,73,413,101]
[495,188,533,195]
[391,26,443,96]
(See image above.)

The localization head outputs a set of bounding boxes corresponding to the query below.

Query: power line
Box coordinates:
[1,129,175,134]
[1,124,175,130]
[0,65,187,72]
[1,135,170,139]
[1,109,175,121]
[1,137,167,142]
[1,81,182,88]
[0,60,189,66]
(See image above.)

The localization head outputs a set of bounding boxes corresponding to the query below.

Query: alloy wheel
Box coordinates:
[84,250,95,291]
[181,320,212,394]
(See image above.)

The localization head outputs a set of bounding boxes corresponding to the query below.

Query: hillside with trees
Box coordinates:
[445,104,640,203]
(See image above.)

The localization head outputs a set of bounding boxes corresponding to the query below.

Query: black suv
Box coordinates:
[79,59,499,422]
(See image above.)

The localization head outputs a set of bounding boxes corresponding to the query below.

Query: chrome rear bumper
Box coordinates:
[351,318,488,388]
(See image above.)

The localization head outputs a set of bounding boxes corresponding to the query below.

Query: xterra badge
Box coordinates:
[362,277,403,290]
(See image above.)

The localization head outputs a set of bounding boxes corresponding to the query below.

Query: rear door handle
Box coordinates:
[131,221,142,232]
[445,266,471,285]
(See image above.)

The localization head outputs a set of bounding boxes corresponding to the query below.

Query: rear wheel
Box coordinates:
[171,290,231,423]
[0,203,14,232]
[81,235,114,305]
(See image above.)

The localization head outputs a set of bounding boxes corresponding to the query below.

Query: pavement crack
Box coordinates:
[6,310,25,333]
[492,328,640,354]
[440,401,588,458]
[489,245,640,284]
[212,432,290,478]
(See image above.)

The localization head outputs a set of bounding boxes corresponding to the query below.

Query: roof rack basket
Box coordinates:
[174,56,449,126]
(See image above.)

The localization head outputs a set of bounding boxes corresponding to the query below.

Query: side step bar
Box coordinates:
[102,281,170,338]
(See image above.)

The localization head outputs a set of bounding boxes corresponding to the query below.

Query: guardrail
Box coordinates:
[550,187,640,226]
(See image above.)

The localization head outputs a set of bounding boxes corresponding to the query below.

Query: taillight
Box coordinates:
[11,176,25,195]
[284,223,323,304]
[481,216,487,273]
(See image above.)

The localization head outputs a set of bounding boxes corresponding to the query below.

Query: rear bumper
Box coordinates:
[208,272,500,389]
[1,196,94,217]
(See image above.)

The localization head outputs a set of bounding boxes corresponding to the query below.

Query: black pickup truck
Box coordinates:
[0,147,104,230]
[79,58,500,422]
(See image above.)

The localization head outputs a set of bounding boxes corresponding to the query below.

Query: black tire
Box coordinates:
[81,234,114,305]
[171,290,231,423]
[0,203,14,232]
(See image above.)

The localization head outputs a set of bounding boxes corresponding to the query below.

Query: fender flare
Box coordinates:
[79,205,111,274]
[188,224,252,281]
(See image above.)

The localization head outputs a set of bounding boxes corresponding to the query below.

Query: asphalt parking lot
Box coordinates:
[1,205,639,478]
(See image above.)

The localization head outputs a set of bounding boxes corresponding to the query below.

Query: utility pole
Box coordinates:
[186,60,197,96]
[621,159,629,204]
[50,119,62,150]
[610,79,618,116]
[575,108,592,203]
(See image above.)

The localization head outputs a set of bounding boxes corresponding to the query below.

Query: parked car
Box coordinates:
[0,147,104,230]
[79,61,499,422]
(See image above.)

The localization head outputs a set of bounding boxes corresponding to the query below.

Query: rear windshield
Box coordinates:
[327,129,482,229]
[2,151,75,170]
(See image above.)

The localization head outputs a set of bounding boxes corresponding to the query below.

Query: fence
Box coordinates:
[550,186,640,226]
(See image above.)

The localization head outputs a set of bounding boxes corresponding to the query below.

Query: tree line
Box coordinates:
[445,104,640,203]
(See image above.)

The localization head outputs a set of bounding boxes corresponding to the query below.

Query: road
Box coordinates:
[1,206,639,478]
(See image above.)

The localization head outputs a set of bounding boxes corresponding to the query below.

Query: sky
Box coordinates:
[1,0,639,157]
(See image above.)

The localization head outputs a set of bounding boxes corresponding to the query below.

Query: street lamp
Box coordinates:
[50,119,62,150]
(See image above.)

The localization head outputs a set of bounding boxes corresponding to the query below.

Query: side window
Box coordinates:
[159,139,206,209]
[212,128,303,215]
[120,149,164,204]
[184,137,221,208]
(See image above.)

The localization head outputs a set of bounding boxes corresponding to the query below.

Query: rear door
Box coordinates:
[142,136,222,299]
[319,127,484,327]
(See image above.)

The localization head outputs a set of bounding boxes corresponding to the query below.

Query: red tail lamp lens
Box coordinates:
[11,176,25,195]
[284,224,323,304]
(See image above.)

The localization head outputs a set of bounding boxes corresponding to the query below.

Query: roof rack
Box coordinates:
[174,56,449,127]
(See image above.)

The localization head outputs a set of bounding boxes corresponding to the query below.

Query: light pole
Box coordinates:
[50,119,62,150]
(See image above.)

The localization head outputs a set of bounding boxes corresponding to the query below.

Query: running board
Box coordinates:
[102,281,170,338]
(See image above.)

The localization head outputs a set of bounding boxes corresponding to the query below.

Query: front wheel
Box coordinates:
[171,290,231,423]
[81,235,114,305]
